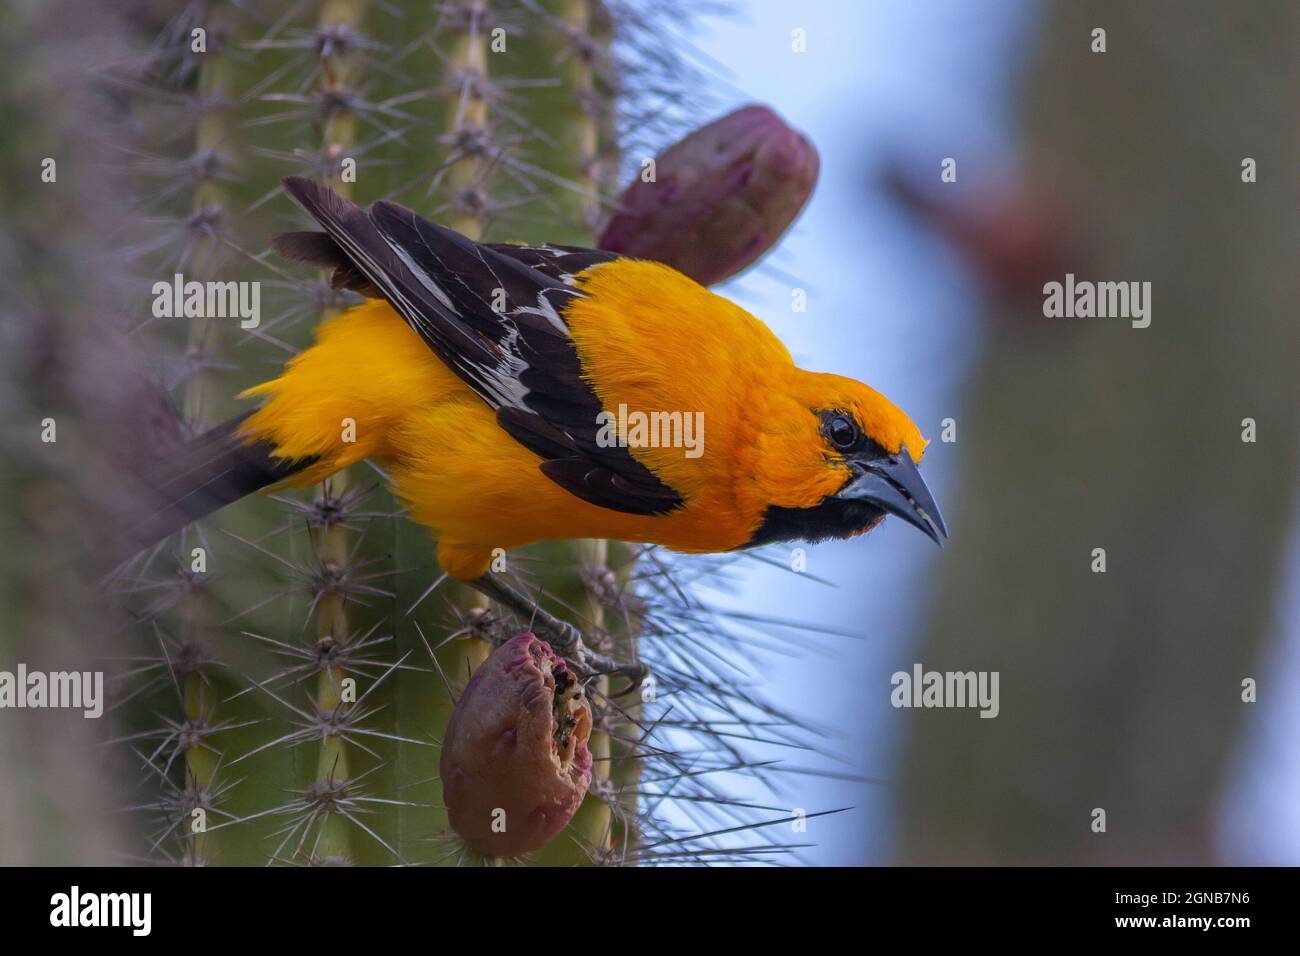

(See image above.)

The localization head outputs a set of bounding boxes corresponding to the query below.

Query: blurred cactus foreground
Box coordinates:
[0,0,831,865]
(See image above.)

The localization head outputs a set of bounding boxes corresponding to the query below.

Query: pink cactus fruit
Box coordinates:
[440,632,594,858]
[598,104,819,286]
[882,162,1075,305]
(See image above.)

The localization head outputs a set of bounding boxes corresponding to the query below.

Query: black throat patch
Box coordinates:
[744,496,886,548]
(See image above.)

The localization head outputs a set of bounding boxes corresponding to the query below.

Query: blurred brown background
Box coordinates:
[895,0,1299,864]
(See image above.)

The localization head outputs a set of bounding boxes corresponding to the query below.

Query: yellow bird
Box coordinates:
[132,178,946,672]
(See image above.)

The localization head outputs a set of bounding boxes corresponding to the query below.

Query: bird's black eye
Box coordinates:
[826,414,859,451]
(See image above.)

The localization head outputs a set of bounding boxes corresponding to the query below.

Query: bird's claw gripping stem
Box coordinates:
[469,573,646,694]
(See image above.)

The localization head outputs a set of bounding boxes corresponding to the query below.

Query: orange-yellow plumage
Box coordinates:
[239,259,930,580]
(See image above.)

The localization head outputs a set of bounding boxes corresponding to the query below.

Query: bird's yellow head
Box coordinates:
[746,370,947,548]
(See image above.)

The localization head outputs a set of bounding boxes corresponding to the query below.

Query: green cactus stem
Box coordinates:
[439,0,496,674]
[178,1,242,865]
[307,0,370,865]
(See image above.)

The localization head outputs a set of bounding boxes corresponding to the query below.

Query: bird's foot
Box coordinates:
[527,616,583,656]
[470,573,646,695]
[527,617,646,695]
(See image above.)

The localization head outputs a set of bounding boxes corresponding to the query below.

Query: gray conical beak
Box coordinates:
[835,444,948,547]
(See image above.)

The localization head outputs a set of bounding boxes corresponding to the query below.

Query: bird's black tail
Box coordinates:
[113,413,314,561]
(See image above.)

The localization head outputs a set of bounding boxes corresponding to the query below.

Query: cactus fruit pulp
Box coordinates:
[440,633,593,858]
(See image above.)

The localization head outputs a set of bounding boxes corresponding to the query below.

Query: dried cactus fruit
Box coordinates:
[598,104,819,285]
[440,633,593,858]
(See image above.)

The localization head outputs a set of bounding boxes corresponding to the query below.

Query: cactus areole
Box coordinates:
[441,633,594,857]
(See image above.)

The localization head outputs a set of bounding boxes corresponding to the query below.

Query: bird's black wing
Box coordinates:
[274,177,682,516]
[484,242,622,287]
